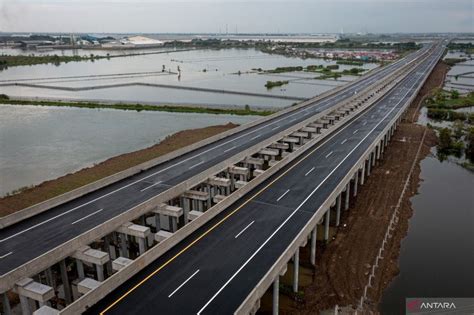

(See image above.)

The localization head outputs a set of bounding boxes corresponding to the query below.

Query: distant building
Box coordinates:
[102,36,164,49]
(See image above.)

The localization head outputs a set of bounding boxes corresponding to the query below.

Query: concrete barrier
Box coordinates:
[235,48,440,315]
[0,60,390,229]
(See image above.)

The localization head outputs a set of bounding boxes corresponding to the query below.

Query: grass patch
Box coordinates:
[265,80,289,89]
[0,98,274,116]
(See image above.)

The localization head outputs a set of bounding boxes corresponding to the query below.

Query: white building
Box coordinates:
[102,36,164,49]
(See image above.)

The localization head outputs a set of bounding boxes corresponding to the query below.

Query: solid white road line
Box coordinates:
[71,209,104,225]
[325,151,333,158]
[224,146,236,153]
[196,67,423,315]
[304,167,315,177]
[276,189,290,202]
[0,56,413,243]
[168,269,200,298]
[341,139,347,145]
[140,181,163,192]
[0,252,12,259]
[189,161,205,170]
[234,221,255,239]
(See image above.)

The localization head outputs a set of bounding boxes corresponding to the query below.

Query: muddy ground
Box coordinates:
[0,123,238,216]
[258,61,448,315]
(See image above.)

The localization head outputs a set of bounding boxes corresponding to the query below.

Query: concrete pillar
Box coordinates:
[310,225,317,266]
[96,264,104,282]
[119,233,128,258]
[336,194,342,227]
[44,268,54,289]
[353,172,358,197]
[360,163,366,185]
[293,249,299,293]
[59,260,72,304]
[19,295,31,315]
[2,292,12,315]
[138,237,146,255]
[76,259,85,280]
[272,277,279,315]
[372,151,376,167]
[154,214,161,231]
[367,155,372,176]
[324,209,330,241]
[345,183,350,210]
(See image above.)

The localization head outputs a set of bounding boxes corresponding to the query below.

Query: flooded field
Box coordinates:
[0,48,377,108]
[0,104,258,196]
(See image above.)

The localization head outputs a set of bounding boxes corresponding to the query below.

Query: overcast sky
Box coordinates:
[0,0,472,34]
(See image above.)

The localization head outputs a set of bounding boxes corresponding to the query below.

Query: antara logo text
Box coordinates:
[407,299,457,312]
[420,301,456,310]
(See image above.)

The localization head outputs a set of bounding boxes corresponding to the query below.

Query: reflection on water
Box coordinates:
[379,149,474,314]
[0,105,258,196]
[380,94,474,314]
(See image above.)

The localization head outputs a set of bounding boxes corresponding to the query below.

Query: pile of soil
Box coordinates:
[0,123,238,217]
[293,62,447,314]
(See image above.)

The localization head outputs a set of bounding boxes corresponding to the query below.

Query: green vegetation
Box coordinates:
[0,54,108,70]
[425,89,474,164]
[0,98,274,116]
[444,58,467,66]
[437,127,465,157]
[447,42,474,55]
[341,67,366,76]
[326,64,339,70]
[336,60,364,66]
[264,80,289,89]
[266,66,303,73]
[425,90,474,121]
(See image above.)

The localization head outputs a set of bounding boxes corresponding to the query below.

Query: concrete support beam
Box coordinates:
[2,292,12,315]
[344,183,350,210]
[292,249,299,293]
[235,180,248,189]
[33,306,60,315]
[73,246,109,266]
[360,163,366,186]
[59,260,72,304]
[155,230,173,242]
[336,194,342,227]
[310,225,317,266]
[353,171,358,197]
[213,194,226,203]
[111,257,133,272]
[324,209,330,241]
[272,277,279,315]
[268,143,289,151]
[187,210,202,222]
[253,169,265,177]
[77,278,101,295]
[15,278,54,313]
[207,176,231,188]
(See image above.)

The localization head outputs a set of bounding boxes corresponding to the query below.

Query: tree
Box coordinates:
[438,128,453,152]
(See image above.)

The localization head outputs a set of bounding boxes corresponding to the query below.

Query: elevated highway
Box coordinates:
[0,43,443,315]
[84,44,444,314]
